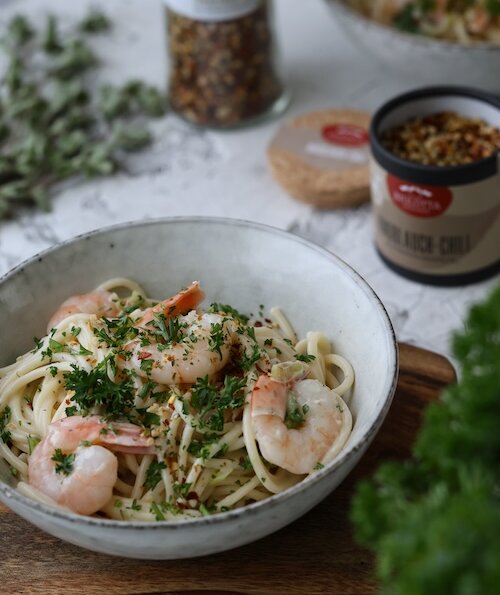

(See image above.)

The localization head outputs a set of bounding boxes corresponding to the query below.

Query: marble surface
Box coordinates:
[0,0,498,362]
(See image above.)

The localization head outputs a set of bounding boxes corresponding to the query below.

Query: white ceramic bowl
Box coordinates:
[325,1,500,92]
[0,218,398,559]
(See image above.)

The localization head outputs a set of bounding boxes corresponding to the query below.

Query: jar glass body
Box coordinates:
[165,0,288,129]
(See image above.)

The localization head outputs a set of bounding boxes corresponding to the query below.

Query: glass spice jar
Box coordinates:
[165,0,288,128]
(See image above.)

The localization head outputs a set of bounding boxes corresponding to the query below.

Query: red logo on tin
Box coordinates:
[322,124,369,147]
[387,175,453,218]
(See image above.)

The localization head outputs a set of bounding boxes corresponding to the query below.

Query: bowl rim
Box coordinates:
[370,85,500,186]
[0,216,399,530]
[327,0,500,52]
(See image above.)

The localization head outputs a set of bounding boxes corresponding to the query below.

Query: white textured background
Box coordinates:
[0,0,498,360]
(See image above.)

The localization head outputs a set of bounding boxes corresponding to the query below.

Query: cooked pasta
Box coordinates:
[0,279,354,521]
[347,0,500,44]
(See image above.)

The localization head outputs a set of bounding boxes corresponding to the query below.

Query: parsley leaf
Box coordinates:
[0,407,12,443]
[295,353,316,363]
[51,448,75,475]
[238,344,262,371]
[284,391,307,429]
[208,322,224,358]
[144,460,166,491]
[208,303,249,325]
[190,375,246,431]
[150,313,184,344]
[63,356,134,419]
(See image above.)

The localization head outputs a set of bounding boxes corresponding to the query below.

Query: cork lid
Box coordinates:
[267,109,372,208]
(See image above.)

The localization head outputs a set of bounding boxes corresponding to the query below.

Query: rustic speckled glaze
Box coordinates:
[0,218,398,559]
[326,0,500,91]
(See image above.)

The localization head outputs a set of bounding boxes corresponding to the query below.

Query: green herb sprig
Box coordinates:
[51,448,75,475]
[0,406,12,443]
[351,285,500,595]
[190,375,246,432]
[63,356,135,419]
[0,10,166,219]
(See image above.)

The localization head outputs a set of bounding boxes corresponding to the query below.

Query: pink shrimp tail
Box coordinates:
[138,281,205,326]
[48,416,155,454]
[251,375,288,419]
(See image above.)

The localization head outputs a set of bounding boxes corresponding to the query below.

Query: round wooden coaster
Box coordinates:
[267,109,372,208]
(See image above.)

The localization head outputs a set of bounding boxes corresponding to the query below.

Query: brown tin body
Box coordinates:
[370,87,500,286]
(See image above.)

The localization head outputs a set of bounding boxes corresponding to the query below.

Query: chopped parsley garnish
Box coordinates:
[63,356,135,419]
[295,353,316,363]
[129,499,142,511]
[150,313,184,344]
[138,380,157,400]
[94,315,139,347]
[27,434,40,455]
[238,344,262,371]
[208,322,225,358]
[190,376,217,415]
[191,375,246,431]
[144,459,166,490]
[150,502,165,521]
[173,481,192,499]
[40,337,92,358]
[0,407,12,443]
[137,409,161,428]
[49,366,58,377]
[32,337,43,352]
[51,448,75,475]
[285,391,307,429]
[41,338,65,358]
[149,500,180,520]
[140,358,154,375]
[239,455,253,471]
[314,462,325,471]
[208,303,249,325]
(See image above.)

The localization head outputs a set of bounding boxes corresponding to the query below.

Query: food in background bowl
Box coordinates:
[1,279,353,520]
[325,1,500,89]
[0,218,397,558]
[346,0,500,44]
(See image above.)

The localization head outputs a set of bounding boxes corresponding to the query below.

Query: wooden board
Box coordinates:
[0,344,456,595]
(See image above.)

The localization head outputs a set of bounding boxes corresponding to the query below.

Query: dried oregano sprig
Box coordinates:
[0,11,166,219]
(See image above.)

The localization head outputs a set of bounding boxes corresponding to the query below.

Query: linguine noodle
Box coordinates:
[0,279,354,521]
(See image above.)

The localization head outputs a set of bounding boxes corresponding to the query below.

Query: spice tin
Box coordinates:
[371,87,500,286]
[165,0,288,128]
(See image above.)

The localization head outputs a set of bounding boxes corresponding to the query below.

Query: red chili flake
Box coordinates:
[382,111,500,167]
[138,351,152,360]
[186,491,199,501]
[254,321,263,327]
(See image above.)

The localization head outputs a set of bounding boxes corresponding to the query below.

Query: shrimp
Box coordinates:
[137,281,205,327]
[466,7,490,34]
[47,289,120,332]
[124,311,233,385]
[251,363,344,475]
[28,415,155,515]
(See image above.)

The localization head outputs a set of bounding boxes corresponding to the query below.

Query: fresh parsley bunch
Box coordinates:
[351,285,500,595]
[0,10,166,218]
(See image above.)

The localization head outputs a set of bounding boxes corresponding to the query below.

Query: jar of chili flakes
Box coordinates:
[165,0,288,128]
